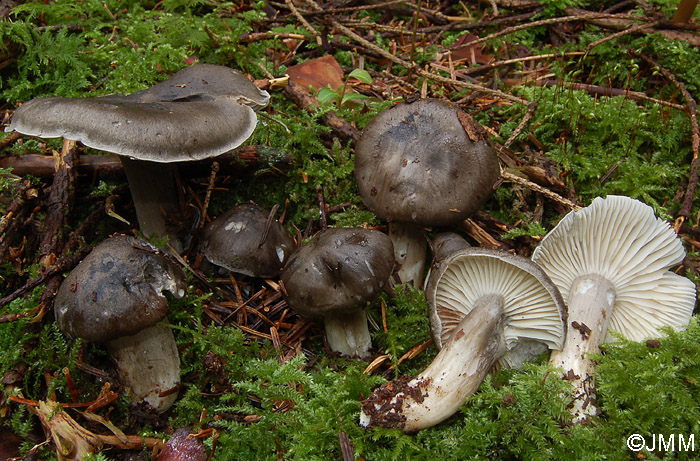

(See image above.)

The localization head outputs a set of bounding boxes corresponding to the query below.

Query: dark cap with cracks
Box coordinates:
[281,228,394,317]
[54,235,187,343]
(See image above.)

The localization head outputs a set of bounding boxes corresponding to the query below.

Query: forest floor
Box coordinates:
[0,0,699,459]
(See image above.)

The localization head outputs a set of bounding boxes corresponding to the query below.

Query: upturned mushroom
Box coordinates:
[281,228,394,358]
[54,235,187,412]
[531,195,696,422]
[6,64,270,252]
[360,247,566,432]
[201,203,296,279]
[354,98,499,287]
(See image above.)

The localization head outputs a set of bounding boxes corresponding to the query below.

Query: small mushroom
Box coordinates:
[157,428,207,461]
[532,195,696,422]
[360,247,566,432]
[354,99,499,287]
[201,203,296,278]
[54,235,187,412]
[6,64,269,252]
[281,228,394,358]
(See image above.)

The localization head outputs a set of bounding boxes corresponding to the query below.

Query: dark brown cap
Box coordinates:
[201,203,296,278]
[354,99,499,226]
[54,235,187,342]
[281,228,394,318]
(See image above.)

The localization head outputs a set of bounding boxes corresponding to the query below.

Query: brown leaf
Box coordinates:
[286,55,345,92]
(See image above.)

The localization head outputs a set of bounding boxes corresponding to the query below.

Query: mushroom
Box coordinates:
[531,195,696,422]
[354,98,499,287]
[360,247,566,432]
[54,235,187,412]
[201,203,296,279]
[281,228,394,358]
[6,64,270,252]
[157,428,207,461]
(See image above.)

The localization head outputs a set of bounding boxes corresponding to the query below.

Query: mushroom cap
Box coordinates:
[6,64,269,163]
[354,99,499,226]
[531,195,696,342]
[54,235,187,343]
[426,247,566,369]
[281,228,394,318]
[7,96,257,163]
[121,64,270,108]
[201,203,296,278]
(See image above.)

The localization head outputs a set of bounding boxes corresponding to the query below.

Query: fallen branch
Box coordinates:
[501,170,581,211]
[39,139,79,268]
[0,146,292,178]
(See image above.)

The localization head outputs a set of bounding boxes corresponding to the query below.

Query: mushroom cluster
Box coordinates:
[531,195,696,422]
[6,64,270,252]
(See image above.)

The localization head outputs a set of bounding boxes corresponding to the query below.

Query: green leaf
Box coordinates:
[341,93,369,102]
[317,87,340,104]
[348,68,372,84]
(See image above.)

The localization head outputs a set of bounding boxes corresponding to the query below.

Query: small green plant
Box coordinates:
[317,68,372,109]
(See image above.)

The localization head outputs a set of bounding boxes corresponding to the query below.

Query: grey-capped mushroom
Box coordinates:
[281,228,394,358]
[532,195,696,422]
[354,99,499,287]
[360,247,566,432]
[201,203,296,279]
[6,64,270,252]
[54,235,187,412]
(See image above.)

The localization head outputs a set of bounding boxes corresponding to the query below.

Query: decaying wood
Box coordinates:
[39,139,79,268]
[0,145,292,178]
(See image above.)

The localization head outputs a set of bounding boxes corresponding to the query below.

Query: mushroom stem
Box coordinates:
[389,222,427,288]
[549,274,615,423]
[360,294,506,432]
[121,158,183,252]
[323,310,372,358]
[106,324,181,413]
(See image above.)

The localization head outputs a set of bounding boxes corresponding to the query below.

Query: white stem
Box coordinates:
[106,324,181,413]
[549,273,615,423]
[324,310,372,358]
[360,294,506,432]
[389,222,427,288]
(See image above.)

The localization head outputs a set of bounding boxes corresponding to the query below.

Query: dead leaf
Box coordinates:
[286,55,345,92]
